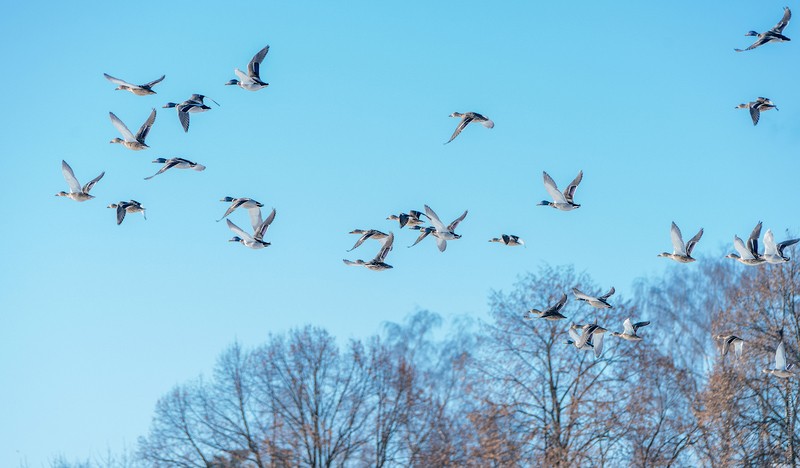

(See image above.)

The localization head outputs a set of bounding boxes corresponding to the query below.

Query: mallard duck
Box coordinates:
[763,341,795,378]
[422,205,467,252]
[225,45,270,91]
[387,210,426,228]
[523,293,568,321]
[163,94,218,132]
[735,7,791,52]
[736,97,778,126]
[763,229,800,264]
[716,334,745,359]
[107,200,146,225]
[144,157,205,180]
[658,222,703,263]
[56,160,104,202]
[444,112,494,144]
[347,229,389,252]
[227,208,276,249]
[109,108,156,150]
[572,286,615,309]
[344,232,394,271]
[572,323,607,358]
[489,234,525,247]
[103,73,165,95]
[726,221,766,265]
[217,197,264,224]
[611,318,650,341]
[537,171,582,211]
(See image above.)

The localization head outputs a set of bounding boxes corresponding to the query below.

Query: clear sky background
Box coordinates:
[1,0,799,465]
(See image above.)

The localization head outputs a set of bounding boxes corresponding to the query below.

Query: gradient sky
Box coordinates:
[2,1,799,465]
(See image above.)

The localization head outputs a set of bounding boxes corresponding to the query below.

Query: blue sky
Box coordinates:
[1,0,799,465]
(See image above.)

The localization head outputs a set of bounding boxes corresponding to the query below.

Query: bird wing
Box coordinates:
[144,75,165,88]
[227,219,254,243]
[553,293,568,312]
[563,170,583,203]
[622,318,635,335]
[348,231,374,252]
[424,205,447,232]
[177,110,191,133]
[568,326,581,344]
[670,222,686,255]
[248,45,270,78]
[374,232,394,262]
[435,236,447,252]
[135,108,156,142]
[61,160,82,193]
[103,73,137,88]
[600,286,615,301]
[632,321,650,332]
[685,228,703,256]
[777,237,800,255]
[572,287,592,302]
[749,105,761,126]
[109,112,136,142]
[734,339,744,359]
[82,171,105,193]
[776,341,787,370]
[408,228,431,248]
[763,229,778,255]
[592,333,605,358]
[116,204,128,225]
[234,68,250,83]
[255,208,276,241]
[733,236,755,260]
[748,221,763,256]
[542,172,567,204]
[247,207,263,233]
[445,116,473,144]
[772,6,792,34]
[447,210,468,232]
[575,326,595,349]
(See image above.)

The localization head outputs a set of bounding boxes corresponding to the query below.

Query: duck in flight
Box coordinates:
[387,210,427,228]
[735,7,791,52]
[658,222,703,263]
[217,197,264,227]
[716,334,745,359]
[225,45,270,91]
[421,205,467,252]
[763,341,796,378]
[725,221,765,266]
[523,293,568,321]
[144,158,206,180]
[763,229,799,264]
[227,208,276,250]
[109,108,156,150]
[444,112,494,144]
[489,234,525,247]
[108,200,146,225]
[736,97,778,126]
[570,323,607,358]
[103,73,165,95]
[572,286,615,309]
[347,229,389,252]
[344,232,395,271]
[163,94,219,132]
[611,318,650,342]
[56,160,104,202]
[537,171,583,211]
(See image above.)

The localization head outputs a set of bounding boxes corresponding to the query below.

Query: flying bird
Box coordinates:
[736,97,778,126]
[524,293,568,321]
[422,205,467,252]
[537,171,583,211]
[408,226,436,248]
[611,318,650,342]
[763,229,799,264]
[144,158,206,180]
[217,197,264,225]
[109,108,156,150]
[716,335,745,359]
[725,221,765,265]
[387,210,427,228]
[227,208,276,250]
[163,94,219,132]
[347,229,389,252]
[658,222,703,263]
[735,7,791,52]
[103,73,165,95]
[763,341,796,378]
[571,323,608,358]
[444,112,494,144]
[225,45,270,91]
[343,232,395,271]
[572,286,615,309]
[56,160,104,202]
[489,234,525,247]
[108,200,146,225]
